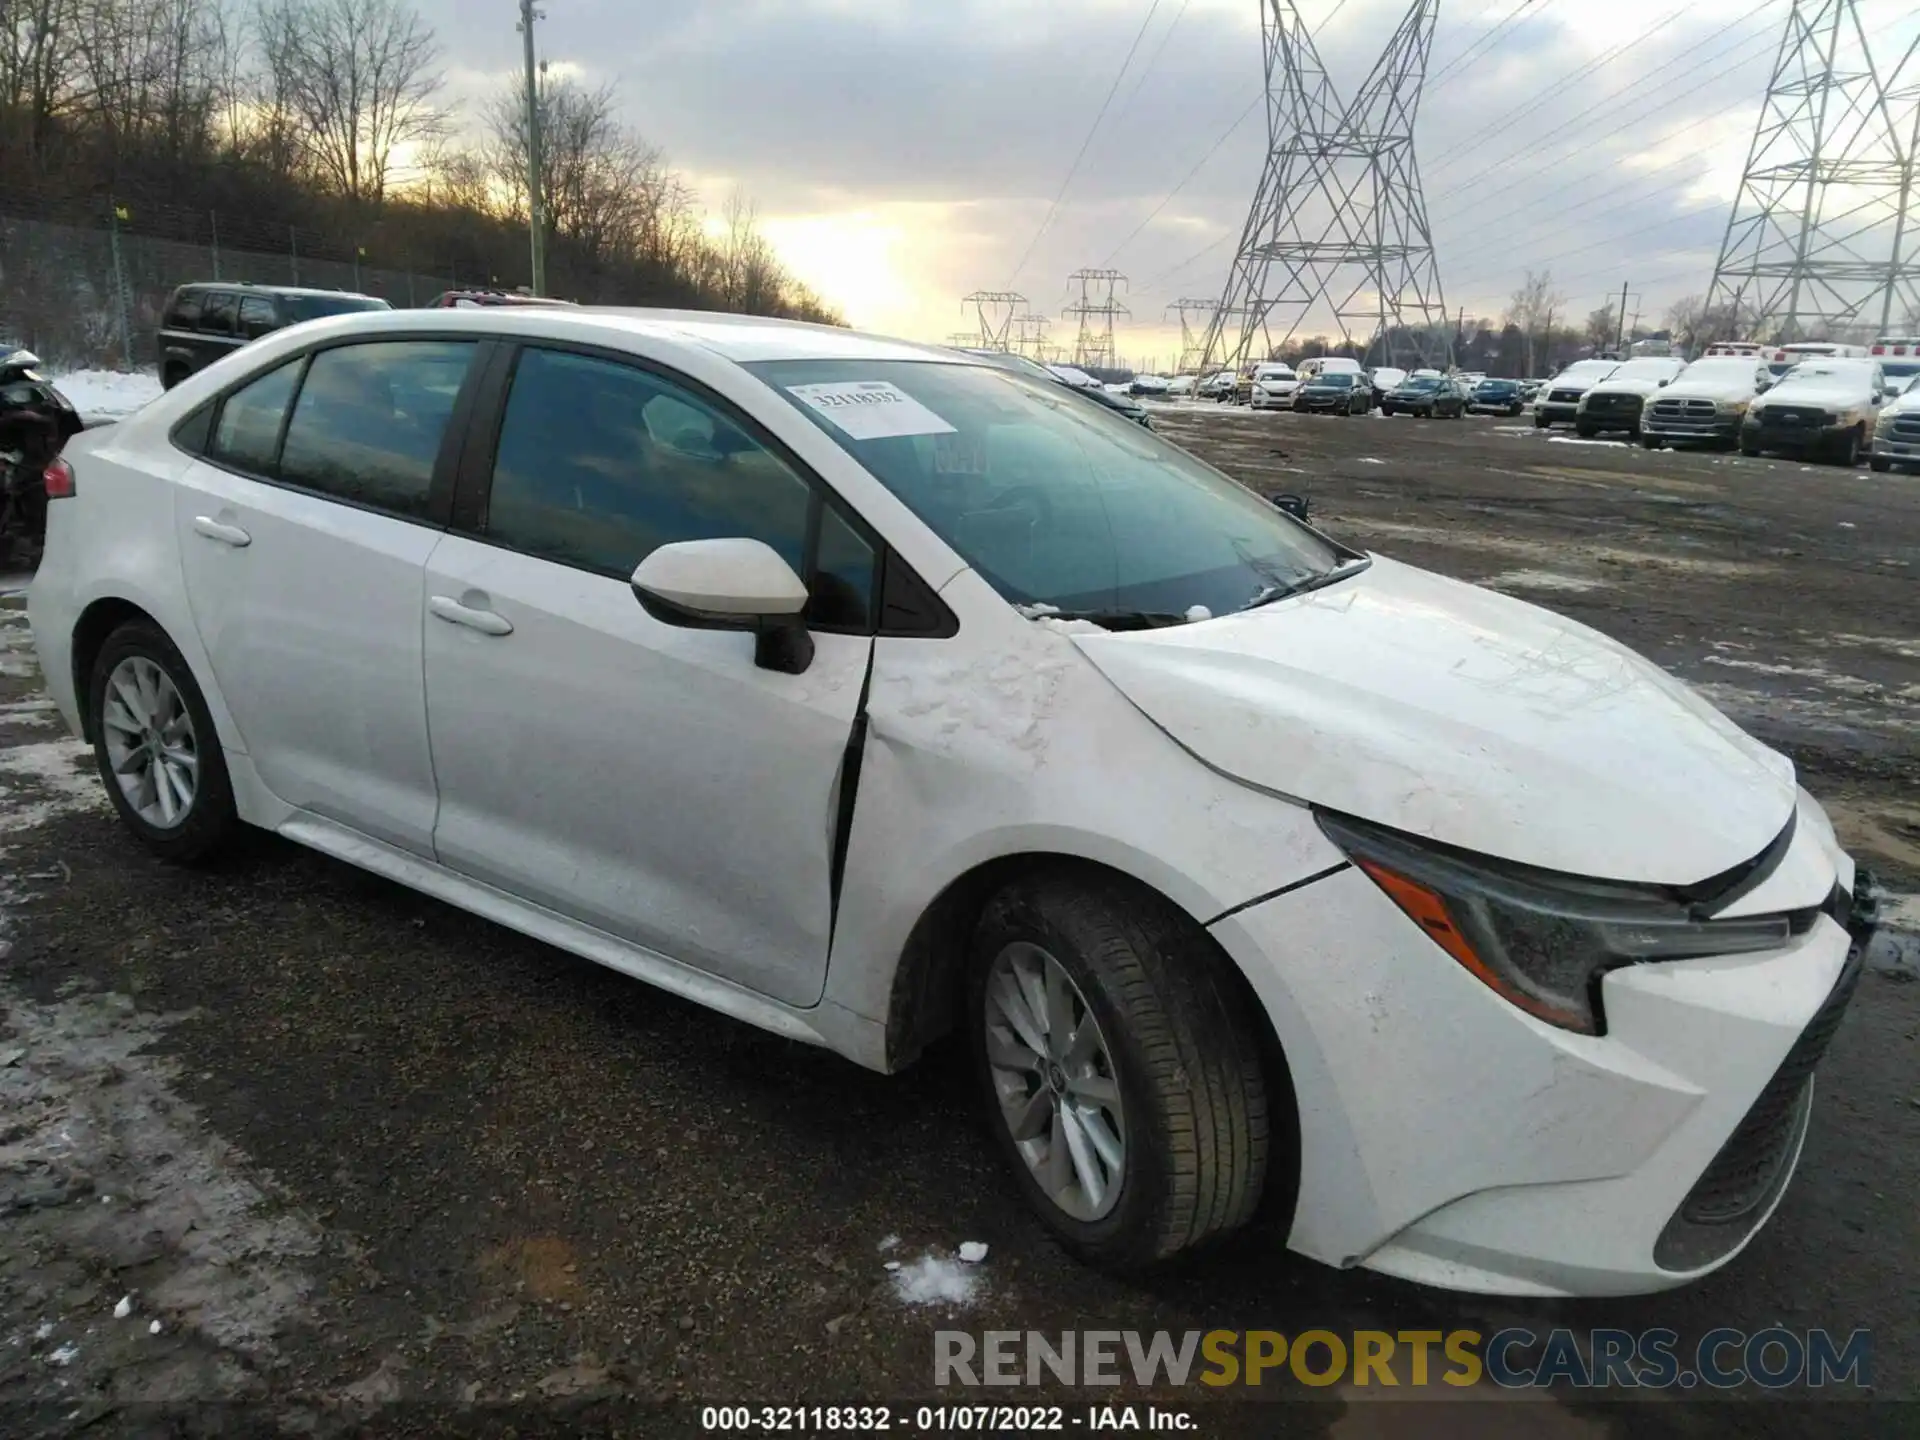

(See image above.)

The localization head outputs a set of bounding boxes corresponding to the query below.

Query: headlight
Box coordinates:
[1316,812,1796,1035]
[1878,409,1899,433]
[1716,398,1751,416]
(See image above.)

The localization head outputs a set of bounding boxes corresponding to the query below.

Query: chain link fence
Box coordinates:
[2,211,476,371]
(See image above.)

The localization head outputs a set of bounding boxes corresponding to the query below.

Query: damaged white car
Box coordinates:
[29,310,1877,1297]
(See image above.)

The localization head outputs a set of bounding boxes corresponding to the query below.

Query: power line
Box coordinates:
[1426,7,1782,189]
[1102,0,1357,269]
[1107,0,1195,134]
[1006,0,1164,287]
[1425,0,1548,93]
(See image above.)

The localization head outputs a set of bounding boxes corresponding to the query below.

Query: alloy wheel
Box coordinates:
[101,656,199,828]
[983,941,1128,1222]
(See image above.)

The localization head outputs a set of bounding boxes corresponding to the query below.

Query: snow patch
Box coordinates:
[1034,616,1107,635]
[1548,435,1628,448]
[1356,457,1385,464]
[50,369,163,423]
[1483,569,1603,593]
[890,1253,983,1308]
[958,1241,989,1264]
[0,738,108,832]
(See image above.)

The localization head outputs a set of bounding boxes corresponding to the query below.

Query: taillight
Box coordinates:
[44,457,75,499]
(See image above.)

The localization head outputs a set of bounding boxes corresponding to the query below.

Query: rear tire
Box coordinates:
[161,362,189,391]
[968,870,1270,1271]
[88,620,240,866]
[1640,434,1662,450]
[1740,440,1761,457]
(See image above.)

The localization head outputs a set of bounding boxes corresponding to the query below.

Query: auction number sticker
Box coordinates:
[788,380,957,440]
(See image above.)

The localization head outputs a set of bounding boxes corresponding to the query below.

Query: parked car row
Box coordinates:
[1525,341,1918,467]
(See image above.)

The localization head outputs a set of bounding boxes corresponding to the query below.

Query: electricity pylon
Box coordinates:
[1064,269,1129,369]
[1167,299,1218,372]
[1201,0,1451,372]
[1015,312,1053,359]
[961,291,1028,350]
[1705,1,1920,341]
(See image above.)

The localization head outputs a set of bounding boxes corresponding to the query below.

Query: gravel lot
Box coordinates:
[1,403,1915,1437]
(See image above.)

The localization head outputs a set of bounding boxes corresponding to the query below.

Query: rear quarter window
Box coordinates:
[165,291,204,329]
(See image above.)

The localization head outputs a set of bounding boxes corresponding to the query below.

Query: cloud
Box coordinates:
[414,0,1920,362]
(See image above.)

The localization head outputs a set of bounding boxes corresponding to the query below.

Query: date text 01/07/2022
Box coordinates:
[699,1403,1197,1431]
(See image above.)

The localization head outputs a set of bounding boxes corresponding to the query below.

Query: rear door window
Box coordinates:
[238,296,279,340]
[276,341,477,519]
[200,292,238,336]
[211,359,302,473]
[165,291,203,329]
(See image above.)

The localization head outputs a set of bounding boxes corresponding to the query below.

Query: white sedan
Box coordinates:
[30,308,1870,1295]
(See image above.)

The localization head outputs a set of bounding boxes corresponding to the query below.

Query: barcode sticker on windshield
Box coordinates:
[787,381,957,440]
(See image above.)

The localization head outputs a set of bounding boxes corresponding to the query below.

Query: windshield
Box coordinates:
[749,359,1346,617]
[1554,361,1618,383]
[1398,377,1441,391]
[1677,358,1762,383]
[1609,359,1681,381]
[1474,379,1515,390]
[285,294,390,322]
[1879,359,1920,382]
[1780,361,1873,382]
[1309,373,1355,388]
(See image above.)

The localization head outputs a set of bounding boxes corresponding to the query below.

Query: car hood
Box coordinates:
[1585,376,1670,398]
[1883,392,1920,418]
[1754,376,1876,409]
[1658,375,1762,403]
[1068,556,1795,884]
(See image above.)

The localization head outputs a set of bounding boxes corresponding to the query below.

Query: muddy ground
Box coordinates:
[1,405,1916,1439]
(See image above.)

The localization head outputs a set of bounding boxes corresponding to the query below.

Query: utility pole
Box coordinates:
[107,200,132,368]
[1615,281,1629,355]
[518,0,548,297]
[1541,302,1555,374]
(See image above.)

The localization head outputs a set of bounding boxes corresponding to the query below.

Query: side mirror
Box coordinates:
[1269,492,1309,521]
[1658,378,1669,387]
[631,538,815,674]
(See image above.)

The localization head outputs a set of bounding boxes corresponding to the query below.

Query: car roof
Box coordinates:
[258,305,967,366]
[175,282,380,300]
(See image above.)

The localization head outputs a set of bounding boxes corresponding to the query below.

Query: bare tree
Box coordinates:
[1505,269,1565,376]
[0,0,80,167]
[480,72,672,270]
[259,0,443,202]
[1585,302,1618,352]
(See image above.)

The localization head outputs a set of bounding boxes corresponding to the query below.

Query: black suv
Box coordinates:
[157,283,391,389]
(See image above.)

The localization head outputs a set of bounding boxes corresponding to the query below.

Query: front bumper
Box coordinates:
[1535,401,1580,424]
[1744,416,1846,451]
[1644,413,1741,442]
[1870,431,1920,463]
[1577,398,1645,431]
[1207,792,1861,1296]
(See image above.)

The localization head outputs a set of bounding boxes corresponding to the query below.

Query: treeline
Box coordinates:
[0,0,843,321]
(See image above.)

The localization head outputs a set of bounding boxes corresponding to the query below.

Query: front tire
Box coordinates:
[1869,454,1891,473]
[1534,414,1549,429]
[1831,426,1862,467]
[969,871,1270,1270]
[1641,433,1662,450]
[88,620,240,865]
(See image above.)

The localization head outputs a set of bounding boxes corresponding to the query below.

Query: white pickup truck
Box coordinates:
[1870,375,1920,473]
[1740,357,1888,466]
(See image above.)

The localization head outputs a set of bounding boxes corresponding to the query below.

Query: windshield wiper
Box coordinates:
[1029,609,1193,631]
[1239,555,1371,612]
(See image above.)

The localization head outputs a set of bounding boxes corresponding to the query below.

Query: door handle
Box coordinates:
[191,515,251,547]
[429,595,513,636]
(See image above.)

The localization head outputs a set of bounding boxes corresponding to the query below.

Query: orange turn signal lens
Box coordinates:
[1355,857,1592,1031]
